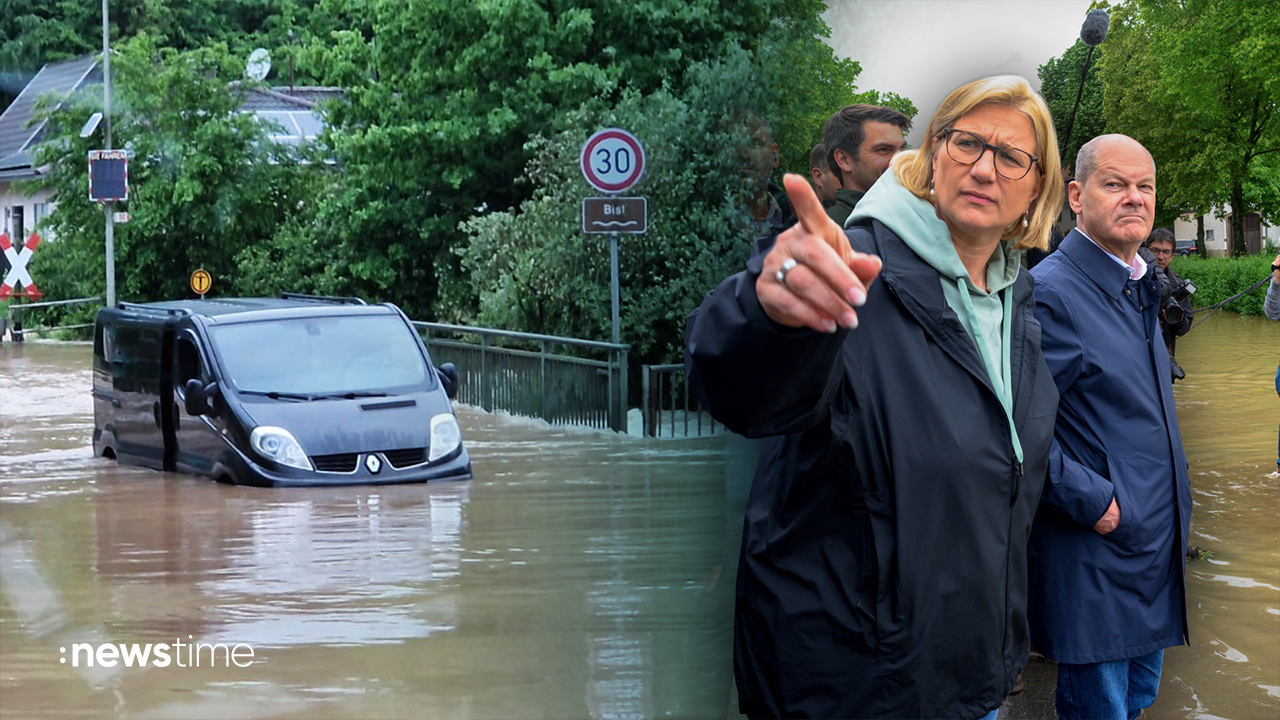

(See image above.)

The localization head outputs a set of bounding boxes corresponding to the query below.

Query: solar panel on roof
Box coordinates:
[257,111,294,135]
[252,110,324,144]
[293,112,324,139]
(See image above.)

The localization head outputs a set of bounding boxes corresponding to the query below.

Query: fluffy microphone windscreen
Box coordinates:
[1080,9,1110,47]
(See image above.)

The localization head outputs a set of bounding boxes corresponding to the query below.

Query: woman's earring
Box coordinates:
[1022,211,1029,228]
[930,179,935,196]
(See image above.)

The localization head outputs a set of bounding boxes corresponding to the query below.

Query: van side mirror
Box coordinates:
[437,363,458,400]
[184,379,218,416]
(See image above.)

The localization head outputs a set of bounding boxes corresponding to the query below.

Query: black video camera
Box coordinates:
[1160,275,1197,326]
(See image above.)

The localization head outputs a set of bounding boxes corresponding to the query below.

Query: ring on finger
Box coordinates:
[776,257,799,286]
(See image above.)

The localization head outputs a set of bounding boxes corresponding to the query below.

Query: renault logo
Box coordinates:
[365,454,382,474]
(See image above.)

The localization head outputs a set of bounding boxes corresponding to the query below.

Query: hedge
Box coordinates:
[1169,254,1276,317]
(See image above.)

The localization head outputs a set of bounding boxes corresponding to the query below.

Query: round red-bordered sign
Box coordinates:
[580,128,645,193]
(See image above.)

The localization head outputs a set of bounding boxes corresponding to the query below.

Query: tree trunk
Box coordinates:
[1196,214,1207,257]
[1230,183,1247,256]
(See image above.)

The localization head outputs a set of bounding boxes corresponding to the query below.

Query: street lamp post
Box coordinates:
[102,0,115,308]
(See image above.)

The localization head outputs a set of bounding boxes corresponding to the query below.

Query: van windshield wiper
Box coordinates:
[239,390,391,401]
[315,391,391,400]
[239,389,319,401]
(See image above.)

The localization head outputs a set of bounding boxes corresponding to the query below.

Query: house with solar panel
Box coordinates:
[0,53,337,259]
[0,55,102,244]
[232,82,339,155]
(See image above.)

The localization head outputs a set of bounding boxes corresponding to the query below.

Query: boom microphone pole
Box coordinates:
[1061,9,1109,157]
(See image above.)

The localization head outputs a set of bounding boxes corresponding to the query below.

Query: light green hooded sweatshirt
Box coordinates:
[847,170,1024,463]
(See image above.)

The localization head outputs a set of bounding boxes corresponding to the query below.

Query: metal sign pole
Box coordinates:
[102,0,116,308]
[610,232,620,346]
[609,232,623,431]
[104,205,114,307]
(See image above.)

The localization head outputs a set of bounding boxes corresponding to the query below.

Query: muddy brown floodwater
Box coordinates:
[1147,313,1280,719]
[1,311,1276,720]
[2,340,745,719]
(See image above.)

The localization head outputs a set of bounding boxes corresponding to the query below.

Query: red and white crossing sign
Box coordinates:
[0,232,42,299]
[580,128,645,193]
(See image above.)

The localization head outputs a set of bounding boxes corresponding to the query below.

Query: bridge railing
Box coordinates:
[641,363,723,438]
[413,322,629,433]
[1,297,101,342]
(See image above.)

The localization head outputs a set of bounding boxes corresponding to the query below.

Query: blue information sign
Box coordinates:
[88,150,128,202]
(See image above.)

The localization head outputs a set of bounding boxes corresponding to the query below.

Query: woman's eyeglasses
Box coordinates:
[941,128,1041,180]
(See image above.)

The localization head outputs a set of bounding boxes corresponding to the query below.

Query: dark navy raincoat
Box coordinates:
[1028,230,1192,664]
[686,223,1059,719]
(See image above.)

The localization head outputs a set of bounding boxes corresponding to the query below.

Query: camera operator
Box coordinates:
[1138,228,1195,380]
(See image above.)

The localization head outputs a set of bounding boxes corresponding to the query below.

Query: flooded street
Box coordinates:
[1,341,742,719]
[1,311,1277,720]
[1149,314,1280,720]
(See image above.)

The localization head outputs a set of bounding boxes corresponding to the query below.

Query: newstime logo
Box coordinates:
[61,637,255,668]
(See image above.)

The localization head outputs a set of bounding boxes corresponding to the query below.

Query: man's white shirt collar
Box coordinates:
[1077,228,1147,280]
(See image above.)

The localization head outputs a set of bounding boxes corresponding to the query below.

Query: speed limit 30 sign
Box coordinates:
[580,128,645,193]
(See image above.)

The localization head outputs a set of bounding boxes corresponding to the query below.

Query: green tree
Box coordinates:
[1096,0,1280,255]
[297,0,916,326]
[758,0,916,176]
[301,0,782,322]
[24,35,322,313]
[1037,39,1107,173]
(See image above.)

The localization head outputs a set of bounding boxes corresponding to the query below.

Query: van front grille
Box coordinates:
[383,447,427,469]
[312,453,358,473]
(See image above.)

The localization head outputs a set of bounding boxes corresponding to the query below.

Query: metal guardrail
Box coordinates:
[1,297,101,342]
[414,321,630,433]
[641,363,722,438]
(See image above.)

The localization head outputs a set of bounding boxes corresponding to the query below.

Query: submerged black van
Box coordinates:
[92,295,471,487]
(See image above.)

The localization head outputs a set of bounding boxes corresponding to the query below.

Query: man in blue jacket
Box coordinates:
[1028,134,1192,720]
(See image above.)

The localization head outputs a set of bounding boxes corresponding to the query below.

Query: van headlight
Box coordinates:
[429,414,462,462]
[250,426,313,471]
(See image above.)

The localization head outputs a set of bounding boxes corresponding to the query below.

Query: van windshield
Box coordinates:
[209,315,433,395]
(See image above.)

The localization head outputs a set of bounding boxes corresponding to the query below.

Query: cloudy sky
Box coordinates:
[823,0,1096,146]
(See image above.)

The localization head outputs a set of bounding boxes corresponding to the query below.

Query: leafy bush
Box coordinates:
[1170,254,1275,317]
